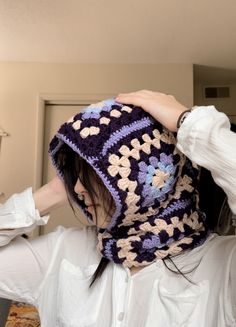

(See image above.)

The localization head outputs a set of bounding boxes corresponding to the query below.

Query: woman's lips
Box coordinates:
[86,204,99,213]
[84,201,99,215]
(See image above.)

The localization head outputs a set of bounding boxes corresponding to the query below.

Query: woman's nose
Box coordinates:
[74,178,86,195]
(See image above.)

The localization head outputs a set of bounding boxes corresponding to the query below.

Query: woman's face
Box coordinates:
[74,177,113,228]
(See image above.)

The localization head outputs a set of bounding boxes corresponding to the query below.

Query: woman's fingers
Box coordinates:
[115,90,188,132]
[115,91,154,113]
[116,90,166,107]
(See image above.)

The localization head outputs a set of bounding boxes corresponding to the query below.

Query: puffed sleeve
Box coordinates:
[0,225,65,304]
[177,106,236,214]
[0,188,49,246]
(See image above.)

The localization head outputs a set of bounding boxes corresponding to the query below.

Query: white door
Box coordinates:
[42,104,91,234]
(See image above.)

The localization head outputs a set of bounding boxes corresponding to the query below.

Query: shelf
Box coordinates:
[0,128,8,137]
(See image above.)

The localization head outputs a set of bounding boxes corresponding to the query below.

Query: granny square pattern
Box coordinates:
[49,99,208,268]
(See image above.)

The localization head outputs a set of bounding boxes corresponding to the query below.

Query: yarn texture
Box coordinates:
[49,99,208,268]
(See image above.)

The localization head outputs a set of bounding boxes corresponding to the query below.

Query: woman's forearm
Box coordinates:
[33,176,68,216]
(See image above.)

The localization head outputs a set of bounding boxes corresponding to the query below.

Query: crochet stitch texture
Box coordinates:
[49,99,208,268]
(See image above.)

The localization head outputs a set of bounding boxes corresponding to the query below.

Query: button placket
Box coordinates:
[112,265,130,326]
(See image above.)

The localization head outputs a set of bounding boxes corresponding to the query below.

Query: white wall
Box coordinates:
[0,63,193,200]
[194,83,236,116]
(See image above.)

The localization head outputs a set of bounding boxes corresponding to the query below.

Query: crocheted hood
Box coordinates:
[49,99,208,268]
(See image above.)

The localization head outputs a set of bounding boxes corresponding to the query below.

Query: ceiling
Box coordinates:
[1,0,236,83]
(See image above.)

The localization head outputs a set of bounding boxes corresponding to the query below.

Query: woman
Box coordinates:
[0,91,236,327]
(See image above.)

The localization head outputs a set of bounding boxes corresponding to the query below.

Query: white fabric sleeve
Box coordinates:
[0,188,49,246]
[177,105,236,214]
[0,226,64,304]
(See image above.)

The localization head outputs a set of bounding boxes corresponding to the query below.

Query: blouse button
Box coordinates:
[117,312,125,321]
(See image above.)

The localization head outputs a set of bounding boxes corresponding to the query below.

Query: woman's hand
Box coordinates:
[33,176,68,216]
[116,90,188,132]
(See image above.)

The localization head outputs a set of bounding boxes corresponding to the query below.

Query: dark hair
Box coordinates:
[56,143,114,287]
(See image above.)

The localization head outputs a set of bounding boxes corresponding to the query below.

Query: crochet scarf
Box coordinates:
[49,99,208,268]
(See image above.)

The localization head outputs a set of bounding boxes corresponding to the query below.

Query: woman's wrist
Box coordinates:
[176,109,192,130]
[33,178,68,216]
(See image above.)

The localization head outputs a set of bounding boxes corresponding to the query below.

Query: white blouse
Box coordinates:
[1,105,236,327]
